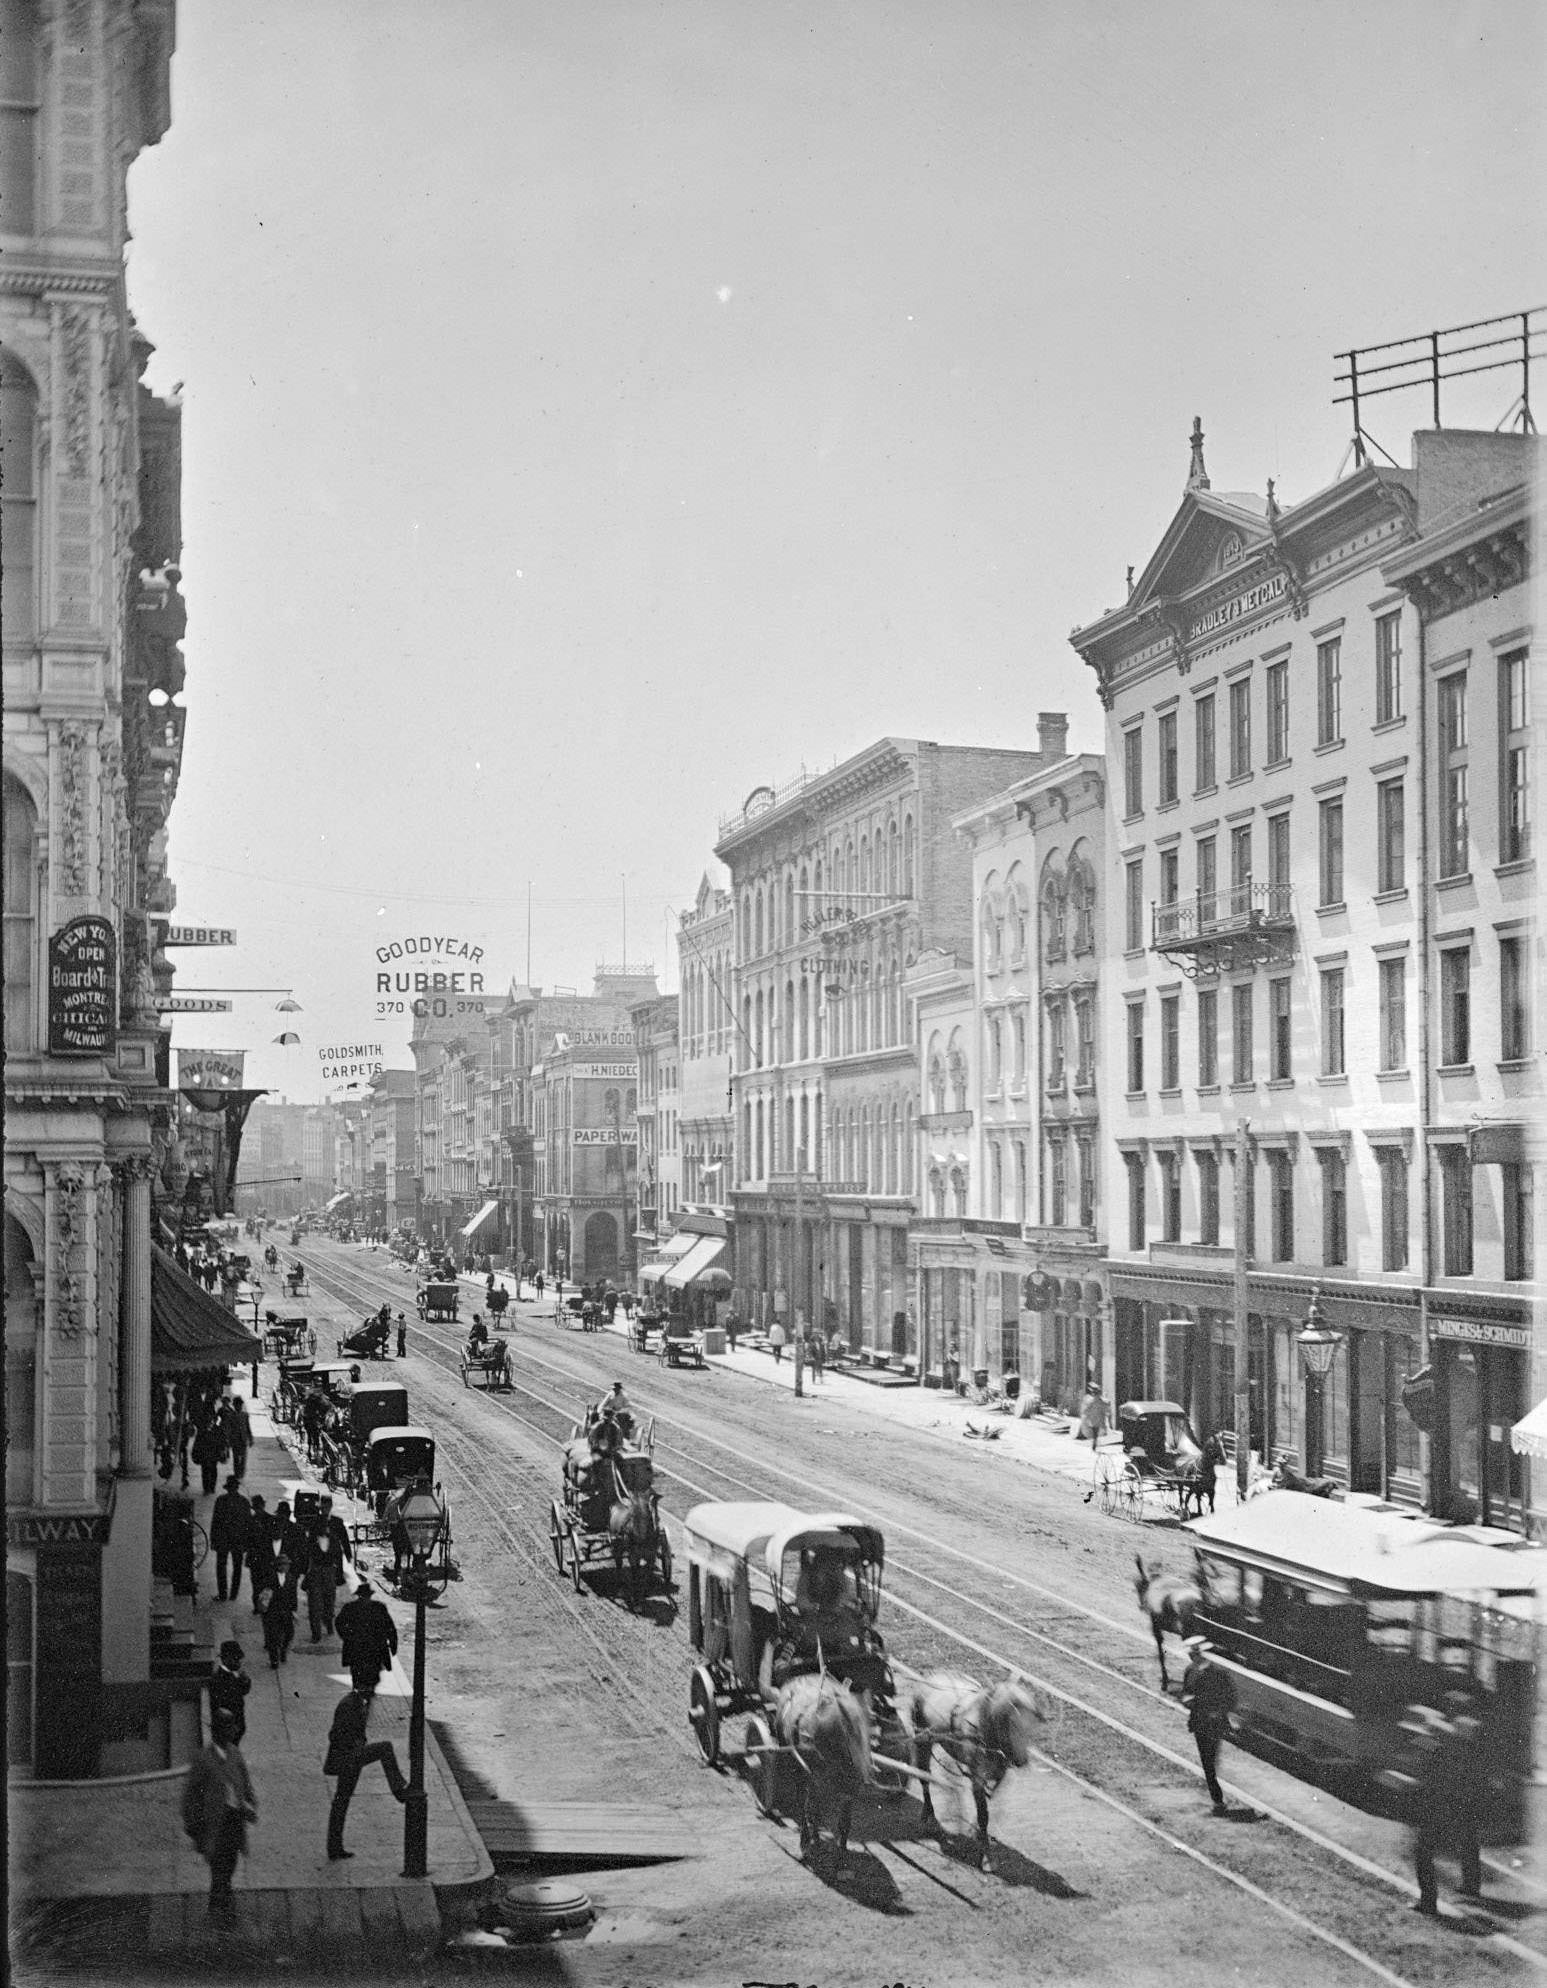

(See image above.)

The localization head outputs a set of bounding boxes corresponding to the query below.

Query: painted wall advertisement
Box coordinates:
[48,916,116,1056]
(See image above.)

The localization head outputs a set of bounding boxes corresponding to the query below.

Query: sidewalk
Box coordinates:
[10,1386,492,1973]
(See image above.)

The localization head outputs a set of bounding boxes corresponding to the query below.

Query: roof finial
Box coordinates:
[1186,414,1210,493]
[1265,476,1280,524]
[1125,564,1135,598]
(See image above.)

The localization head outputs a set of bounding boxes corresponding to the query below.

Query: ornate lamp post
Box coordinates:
[397,1476,446,1879]
[1297,1287,1342,1480]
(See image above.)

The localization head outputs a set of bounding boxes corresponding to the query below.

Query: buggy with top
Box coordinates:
[1092,1399,1217,1521]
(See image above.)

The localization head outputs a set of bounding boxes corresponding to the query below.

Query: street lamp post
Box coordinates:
[396,1477,446,1879]
[1297,1287,1342,1480]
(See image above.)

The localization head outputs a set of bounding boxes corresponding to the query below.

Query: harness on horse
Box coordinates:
[945,1695,1009,1795]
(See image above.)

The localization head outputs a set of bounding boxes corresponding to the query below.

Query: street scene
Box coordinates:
[3,4,1544,1986]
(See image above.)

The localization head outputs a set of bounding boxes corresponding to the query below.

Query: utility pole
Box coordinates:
[1233,1117,1251,1500]
[793,1147,805,1398]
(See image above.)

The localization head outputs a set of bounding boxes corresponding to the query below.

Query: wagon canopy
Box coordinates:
[765,1512,884,1615]
[684,1500,804,1583]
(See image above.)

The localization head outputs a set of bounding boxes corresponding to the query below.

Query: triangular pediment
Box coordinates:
[1128,490,1271,613]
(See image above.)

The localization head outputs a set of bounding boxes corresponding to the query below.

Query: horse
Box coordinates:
[772,1672,873,1862]
[1175,1430,1228,1518]
[908,1670,1049,1868]
[1134,1554,1201,1691]
[606,1465,658,1608]
[1272,1456,1342,1499]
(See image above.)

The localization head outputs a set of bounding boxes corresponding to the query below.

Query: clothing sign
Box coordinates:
[48,916,116,1055]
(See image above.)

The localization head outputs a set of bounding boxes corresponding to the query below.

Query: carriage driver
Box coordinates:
[603,1381,635,1441]
[465,1315,489,1359]
[587,1401,624,1461]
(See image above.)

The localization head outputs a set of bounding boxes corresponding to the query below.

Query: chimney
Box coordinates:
[1037,711,1069,760]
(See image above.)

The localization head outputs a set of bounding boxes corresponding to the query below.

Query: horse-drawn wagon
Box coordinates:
[262,1312,315,1361]
[460,1333,513,1390]
[549,1407,668,1604]
[658,1317,705,1369]
[283,1262,308,1298]
[416,1280,460,1323]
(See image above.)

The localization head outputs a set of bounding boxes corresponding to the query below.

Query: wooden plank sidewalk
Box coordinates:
[465,1800,700,1864]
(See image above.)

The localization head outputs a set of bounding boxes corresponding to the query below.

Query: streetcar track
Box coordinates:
[290,1249,1544,1977]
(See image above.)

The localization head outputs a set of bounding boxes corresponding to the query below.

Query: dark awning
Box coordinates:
[151,1246,264,1372]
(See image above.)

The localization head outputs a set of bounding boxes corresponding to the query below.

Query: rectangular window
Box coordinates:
[1228,677,1251,779]
[1266,659,1289,764]
[1160,993,1180,1090]
[1441,947,1471,1065]
[1231,983,1253,1085]
[1269,976,1292,1080]
[1196,835,1217,927]
[1503,1164,1535,1282]
[1126,1002,1144,1094]
[1375,611,1403,724]
[1125,858,1144,951]
[1440,1147,1473,1276]
[1123,725,1143,817]
[1320,1151,1348,1266]
[1197,1150,1220,1244]
[1126,1154,1146,1250]
[1230,823,1252,919]
[1077,1137,1095,1230]
[1075,995,1095,1088]
[1500,934,1530,1059]
[1321,967,1346,1076]
[1378,955,1406,1071]
[1158,710,1178,805]
[1379,1149,1410,1270]
[1159,1151,1181,1242]
[1197,987,1218,1087]
[1501,647,1531,862]
[1046,1000,1066,1089]
[1316,637,1342,745]
[1195,693,1216,791]
[1267,812,1290,917]
[1438,670,1469,877]
[0,25,39,238]
[1376,779,1405,893]
[1317,797,1344,906]
[1048,1139,1066,1228]
[1268,1151,1294,1262]
[1159,846,1179,907]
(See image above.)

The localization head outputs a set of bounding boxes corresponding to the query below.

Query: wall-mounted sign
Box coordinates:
[572,1063,637,1080]
[572,1127,639,1146]
[48,916,116,1056]
[177,1048,246,1090]
[164,925,238,946]
[1430,1316,1531,1351]
[318,1041,385,1082]
[550,1029,635,1052]
[161,996,233,1013]
[1189,570,1287,640]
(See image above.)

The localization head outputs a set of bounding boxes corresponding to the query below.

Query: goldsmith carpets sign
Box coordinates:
[48,915,116,1055]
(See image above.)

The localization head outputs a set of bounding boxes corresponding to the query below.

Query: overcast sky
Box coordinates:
[125,0,1544,1102]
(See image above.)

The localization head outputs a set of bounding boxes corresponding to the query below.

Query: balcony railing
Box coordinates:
[1152,882,1295,978]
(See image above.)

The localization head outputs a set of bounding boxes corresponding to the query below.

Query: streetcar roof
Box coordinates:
[1187,1491,1546,1596]
[685,1500,804,1562]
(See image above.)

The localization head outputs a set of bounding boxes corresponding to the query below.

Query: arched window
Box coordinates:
[1073,860,1097,953]
[813,856,823,903]
[784,873,795,946]
[859,1107,871,1190]
[783,978,795,1063]
[888,1103,900,1194]
[798,978,810,1060]
[740,892,751,962]
[928,1051,946,1115]
[3,774,37,1053]
[948,1040,967,1113]
[1013,1009,1027,1086]
[742,993,753,1070]
[755,1097,765,1180]
[754,889,765,957]
[813,981,824,1059]
[951,1168,968,1219]
[843,841,854,907]
[988,1014,1004,1088]
[990,1142,1004,1219]
[888,821,900,895]
[783,1095,794,1172]
[2,354,39,645]
[754,988,764,1065]
[903,815,916,896]
[929,1168,946,1218]
[1043,876,1066,962]
[857,962,870,1053]
[859,836,871,898]
[1008,885,1028,963]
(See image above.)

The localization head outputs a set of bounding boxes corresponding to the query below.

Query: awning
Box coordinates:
[639,1260,674,1285]
[151,1247,264,1373]
[663,1235,727,1289]
[1512,1400,1547,1461]
[325,1191,353,1212]
[460,1199,499,1239]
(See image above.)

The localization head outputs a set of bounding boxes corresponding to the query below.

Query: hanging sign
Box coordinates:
[160,996,233,1013]
[48,915,116,1056]
[164,926,238,946]
[177,1048,246,1090]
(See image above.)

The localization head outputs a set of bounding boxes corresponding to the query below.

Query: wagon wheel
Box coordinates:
[548,1502,567,1572]
[745,1714,781,1818]
[1095,1454,1118,1516]
[688,1665,720,1765]
[1120,1459,1145,1521]
[568,1530,585,1593]
[304,1327,317,1358]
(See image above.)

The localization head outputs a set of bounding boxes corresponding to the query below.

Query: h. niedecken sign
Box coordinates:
[48,916,116,1056]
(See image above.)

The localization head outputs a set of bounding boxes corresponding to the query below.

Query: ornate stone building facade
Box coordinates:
[675,873,734,1208]
[3,0,183,1775]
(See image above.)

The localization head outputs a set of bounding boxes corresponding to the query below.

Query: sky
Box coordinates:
[123,0,1545,1103]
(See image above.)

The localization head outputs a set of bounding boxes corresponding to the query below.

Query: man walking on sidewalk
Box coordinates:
[210,1477,251,1603]
[336,1579,398,1696]
[182,1707,258,1926]
[1181,1636,1236,1815]
[324,1686,408,1859]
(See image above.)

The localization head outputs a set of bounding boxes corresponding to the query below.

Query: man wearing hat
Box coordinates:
[181,1705,258,1926]
[603,1379,634,1439]
[207,1641,251,1743]
[323,1685,408,1859]
[1181,1636,1236,1815]
[336,1579,398,1697]
[1406,1692,1486,1913]
[210,1477,252,1603]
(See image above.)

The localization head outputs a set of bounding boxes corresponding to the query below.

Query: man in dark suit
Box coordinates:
[182,1707,257,1925]
[210,1478,251,1602]
[324,1686,407,1858]
[335,1581,398,1696]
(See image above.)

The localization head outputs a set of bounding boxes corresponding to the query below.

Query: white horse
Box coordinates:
[908,1670,1050,1868]
[773,1672,874,1862]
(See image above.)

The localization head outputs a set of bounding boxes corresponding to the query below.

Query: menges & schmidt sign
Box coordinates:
[48,916,116,1056]
[1430,1317,1532,1351]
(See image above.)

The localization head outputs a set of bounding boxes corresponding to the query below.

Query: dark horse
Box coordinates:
[908,1670,1049,1868]
[773,1672,873,1862]
[1175,1430,1228,1518]
[606,1462,659,1608]
[1134,1554,1201,1691]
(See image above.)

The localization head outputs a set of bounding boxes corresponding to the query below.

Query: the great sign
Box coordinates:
[48,916,116,1056]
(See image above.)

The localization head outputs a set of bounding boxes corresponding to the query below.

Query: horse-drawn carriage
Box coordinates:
[485,1283,510,1320]
[1092,1400,1217,1522]
[557,1293,600,1331]
[347,1426,456,1595]
[273,1357,354,1428]
[550,1406,669,1604]
[263,1243,280,1273]
[320,1381,410,1494]
[658,1317,706,1370]
[262,1312,315,1361]
[339,1312,394,1361]
[416,1280,459,1322]
[460,1333,513,1390]
[284,1262,308,1298]
[627,1308,659,1354]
